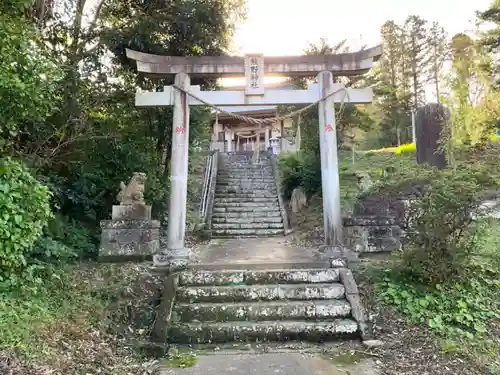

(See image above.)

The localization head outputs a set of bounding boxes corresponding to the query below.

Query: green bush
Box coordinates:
[380,265,500,339]
[278,152,322,199]
[0,158,52,278]
[403,165,497,283]
[29,214,97,263]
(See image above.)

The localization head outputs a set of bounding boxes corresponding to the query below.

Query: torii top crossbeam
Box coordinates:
[125,46,382,78]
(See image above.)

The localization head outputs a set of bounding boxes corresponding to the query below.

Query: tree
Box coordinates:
[281,38,371,156]
[444,33,500,146]
[477,0,500,87]
[426,21,448,100]
[376,21,411,146]
[403,15,429,111]
[0,0,61,152]
[1,0,248,253]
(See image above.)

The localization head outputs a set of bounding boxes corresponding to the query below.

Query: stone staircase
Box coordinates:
[168,266,360,345]
[211,152,285,238]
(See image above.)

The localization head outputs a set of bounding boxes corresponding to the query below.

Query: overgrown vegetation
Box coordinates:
[279,3,500,371]
[0,0,246,372]
[0,263,163,374]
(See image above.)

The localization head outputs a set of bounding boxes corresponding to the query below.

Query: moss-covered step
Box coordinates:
[168,319,359,344]
[211,228,284,237]
[173,300,352,323]
[212,216,282,224]
[178,268,340,287]
[176,283,345,303]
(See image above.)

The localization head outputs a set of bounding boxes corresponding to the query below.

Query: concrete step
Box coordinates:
[173,300,352,323]
[168,319,358,344]
[179,268,340,286]
[214,197,278,204]
[212,223,284,230]
[213,206,280,213]
[211,211,282,218]
[176,283,345,303]
[212,216,282,224]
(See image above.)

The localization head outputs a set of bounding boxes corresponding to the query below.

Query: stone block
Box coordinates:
[112,204,152,220]
[99,219,160,261]
[343,216,402,253]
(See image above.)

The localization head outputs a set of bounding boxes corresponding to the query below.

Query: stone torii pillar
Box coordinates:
[126,46,382,266]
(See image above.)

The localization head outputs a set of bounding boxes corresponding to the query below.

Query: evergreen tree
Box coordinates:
[426,21,448,100]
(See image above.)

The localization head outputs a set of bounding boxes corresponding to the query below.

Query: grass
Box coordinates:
[163,348,198,368]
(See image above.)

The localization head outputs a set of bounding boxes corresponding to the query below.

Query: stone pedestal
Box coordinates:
[99,203,160,261]
[153,248,192,272]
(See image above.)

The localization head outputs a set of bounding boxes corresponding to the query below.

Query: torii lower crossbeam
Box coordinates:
[135,83,373,107]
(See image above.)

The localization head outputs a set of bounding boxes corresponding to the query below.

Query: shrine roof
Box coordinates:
[212,105,277,120]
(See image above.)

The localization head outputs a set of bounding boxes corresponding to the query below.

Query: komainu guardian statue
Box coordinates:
[117,172,147,205]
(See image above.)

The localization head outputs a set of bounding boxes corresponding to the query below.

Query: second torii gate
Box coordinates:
[126,46,382,267]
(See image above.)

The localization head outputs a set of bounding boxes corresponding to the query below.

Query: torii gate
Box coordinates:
[126,46,382,267]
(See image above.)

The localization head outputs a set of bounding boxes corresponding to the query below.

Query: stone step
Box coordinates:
[217,175,274,180]
[168,319,359,344]
[211,228,284,237]
[221,171,272,174]
[215,188,277,195]
[176,283,345,303]
[173,300,352,323]
[212,211,282,218]
[213,202,279,208]
[179,268,340,286]
[213,206,280,213]
[212,223,284,230]
[214,193,278,199]
[217,181,276,186]
[214,197,278,204]
[216,184,277,190]
[221,170,272,173]
[218,170,273,173]
[218,177,275,182]
[212,216,282,224]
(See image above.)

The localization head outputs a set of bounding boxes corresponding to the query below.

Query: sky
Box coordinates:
[231,0,492,56]
[223,0,493,91]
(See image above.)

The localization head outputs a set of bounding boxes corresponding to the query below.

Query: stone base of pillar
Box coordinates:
[318,244,359,268]
[99,204,160,261]
[153,248,192,272]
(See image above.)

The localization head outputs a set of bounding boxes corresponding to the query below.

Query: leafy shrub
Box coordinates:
[380,265,500,339]
[29,214,97,263]
[0,158,52,278]
[278,152,322,199]
[402,165,497,283]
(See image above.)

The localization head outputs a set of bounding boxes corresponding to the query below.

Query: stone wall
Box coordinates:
[343,216,402,254]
